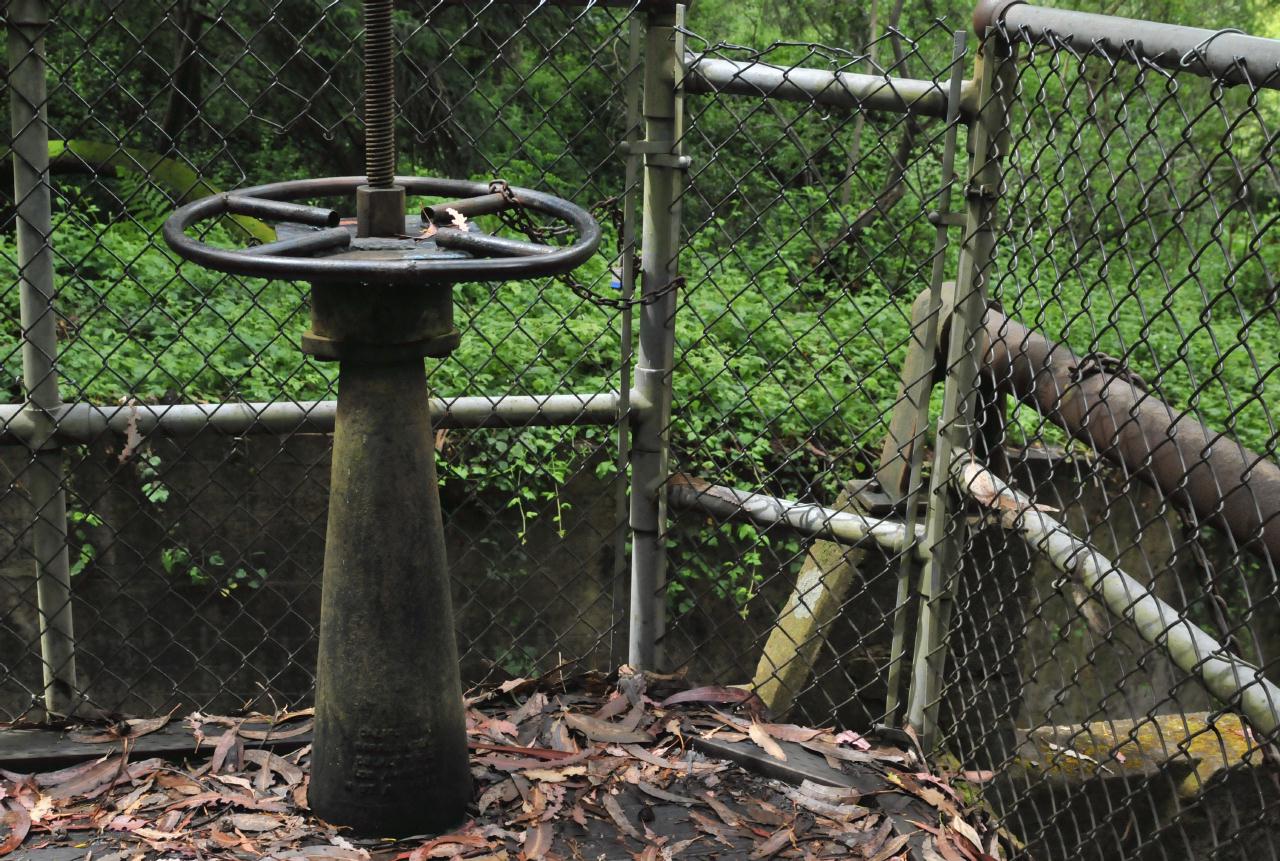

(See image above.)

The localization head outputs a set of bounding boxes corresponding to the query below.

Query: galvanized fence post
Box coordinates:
[628,3,685,669]
[7,0,80,717]
[883,30,970,726]
[612,17,644,666]
[905,35,1011,748]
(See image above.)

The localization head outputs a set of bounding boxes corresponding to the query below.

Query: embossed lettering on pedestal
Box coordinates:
[347,727,434,798]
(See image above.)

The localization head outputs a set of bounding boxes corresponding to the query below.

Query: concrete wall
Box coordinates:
[0,431,627,719]
[1,436,1272,731]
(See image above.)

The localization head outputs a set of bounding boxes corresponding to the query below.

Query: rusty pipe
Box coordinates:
[981,310,1280,564]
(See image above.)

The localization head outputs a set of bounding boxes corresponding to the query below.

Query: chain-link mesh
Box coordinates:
[936,23,1280,861]
[0,0,643,720]
[662,24,967,729]
[4,2,1280,859]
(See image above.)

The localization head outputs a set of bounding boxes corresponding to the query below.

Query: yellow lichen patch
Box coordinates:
[1019,712,1262,797]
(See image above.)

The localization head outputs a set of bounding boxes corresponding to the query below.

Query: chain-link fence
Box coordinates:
[934,11,1280,861]
[1,0,645,719]
[3,1,1279,859]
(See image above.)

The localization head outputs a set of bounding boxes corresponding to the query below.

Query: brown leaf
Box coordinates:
[950,814,984,856]
[749,827,792,860]
[868,833,912,861]
[209,727,242,773]
[748,722,787,761]
[636,781,696,805]
[408,832,490,861]
[45,755,125,799]
[237,718,313,741]
[0,804,31,858]
[659,686,764,710]
[521,823,552,860]
[564,712,650,745]
[226,812,283,833]
[521,766,586,783]
[601,792,641,840]
[243,748,304,787]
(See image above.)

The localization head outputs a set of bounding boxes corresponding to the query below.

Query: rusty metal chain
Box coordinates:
[490,179,681,309]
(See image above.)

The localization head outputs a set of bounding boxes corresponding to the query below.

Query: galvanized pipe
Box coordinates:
[668,475,925,554]
[885,30,971,726]
[975,0,1280,90]
[682,53,976,119]
[8,0,79,717]
[982,310,1280,566]
[629,7,685,669]
[906,43,1012,747]
[953,458,1280,737]
[0,392,626,443]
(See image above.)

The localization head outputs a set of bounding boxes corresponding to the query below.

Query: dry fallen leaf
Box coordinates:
[521,823,552,860]
[659,686,763,710]
[0,803,31,858]
[406,832,490,861]
[869,832,912,861]
[748,722,787,762]
[749,827,793,860]
[564,712,650,745]
[601,792,641,840]
[950,814,984,855]
[520,766,586,783]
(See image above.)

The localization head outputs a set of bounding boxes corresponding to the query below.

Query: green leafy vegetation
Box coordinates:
[1,0,1276,612]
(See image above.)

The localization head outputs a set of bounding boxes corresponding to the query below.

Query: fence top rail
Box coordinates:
[975,0,1280,89]
[682,52,971,119]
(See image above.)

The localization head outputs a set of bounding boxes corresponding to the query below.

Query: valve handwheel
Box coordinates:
[163,175,601,284]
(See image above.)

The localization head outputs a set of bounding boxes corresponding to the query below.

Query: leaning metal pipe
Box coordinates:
[0,392,624,444]
[668,474,925,556]
[982,310,1280,566]
[973,0,1280,91]
[682,53,975,119]
[952,458,1280,737]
